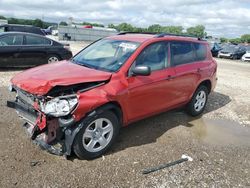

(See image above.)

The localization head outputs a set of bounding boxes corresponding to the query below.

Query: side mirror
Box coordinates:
[132,65,151,76]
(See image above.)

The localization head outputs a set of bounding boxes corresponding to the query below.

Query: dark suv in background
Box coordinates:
[0,24,45,35]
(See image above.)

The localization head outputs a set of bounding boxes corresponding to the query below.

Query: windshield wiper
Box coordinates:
[71,59,97,70]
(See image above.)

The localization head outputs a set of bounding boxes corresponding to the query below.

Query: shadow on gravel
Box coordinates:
[108,91,231,155]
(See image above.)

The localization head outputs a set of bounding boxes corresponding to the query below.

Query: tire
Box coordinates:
[186,85,208,117]
[73,111,120,160]
[232,55,237,60]
[47,54,60,64]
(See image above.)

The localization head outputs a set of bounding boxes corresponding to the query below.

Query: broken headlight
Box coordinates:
[40,95,78,117]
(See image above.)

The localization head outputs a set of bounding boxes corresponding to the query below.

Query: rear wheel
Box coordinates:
[187,85,208,116]
[47,55,60,64]
[73,111,120,160]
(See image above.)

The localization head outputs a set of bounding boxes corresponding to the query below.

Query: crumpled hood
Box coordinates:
[11,60,112,95]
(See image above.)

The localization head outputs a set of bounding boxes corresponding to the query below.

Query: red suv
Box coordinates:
[7,33,217,159]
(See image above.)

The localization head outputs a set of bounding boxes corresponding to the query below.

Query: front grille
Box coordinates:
[14,88,38,125]
[17,89,35,107]
[221,51,228,54]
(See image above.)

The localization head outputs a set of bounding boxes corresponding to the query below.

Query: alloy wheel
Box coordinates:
[82,118,114,153]
[194,90,206,112]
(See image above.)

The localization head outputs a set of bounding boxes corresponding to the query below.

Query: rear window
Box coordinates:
[170,41,194,66]
[25,35,51,45]
[193,43,207,61]
[0,35,23,46]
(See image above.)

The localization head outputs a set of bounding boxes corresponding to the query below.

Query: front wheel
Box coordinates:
[73,111,120,160]
[186,85,208,116]
[232,55,238,60]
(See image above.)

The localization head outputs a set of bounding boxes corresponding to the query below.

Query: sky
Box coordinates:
[0,0,250,38]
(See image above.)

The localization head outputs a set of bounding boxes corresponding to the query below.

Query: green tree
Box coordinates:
[148,24,162,33]
[116,22,134,32]
[162,26,183,34]
[59,21,68,26]
[241,34,250,43]
[108,24,116,29]
[229,38,242,44]
[0,15,6,20]
[82,22,104,27]
[32,19,43,28]
[7,18,19,24]
[220,37,228,43]
[186,25,206,38]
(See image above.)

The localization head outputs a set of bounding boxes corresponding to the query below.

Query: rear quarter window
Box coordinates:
[170,41,194,66]
[194,43,207,61]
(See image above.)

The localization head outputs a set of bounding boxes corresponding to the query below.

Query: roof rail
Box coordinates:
[117,31,158,35]
[155,33,203,40]
[117,32,205,41]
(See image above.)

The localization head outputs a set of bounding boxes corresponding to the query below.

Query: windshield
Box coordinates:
[72,39,140,72]
[223,45,237,52]
[245,46,250,52]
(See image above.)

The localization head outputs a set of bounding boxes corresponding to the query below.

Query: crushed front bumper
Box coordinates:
[23,122,63,156]
[7,100,65,156]
[7,101,78,156]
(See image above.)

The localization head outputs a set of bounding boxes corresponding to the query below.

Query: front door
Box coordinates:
[125,42,178,122]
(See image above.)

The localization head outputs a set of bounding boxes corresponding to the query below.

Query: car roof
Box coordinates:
[107,33,207,44]
[0,31,45,37]
[0,24,41,29]
[0,32,62,45]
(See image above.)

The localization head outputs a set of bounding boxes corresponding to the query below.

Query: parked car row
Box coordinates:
[0,32,73,67]
[218,44,246,60]
[241,46,250,62]
[209,41,250,62]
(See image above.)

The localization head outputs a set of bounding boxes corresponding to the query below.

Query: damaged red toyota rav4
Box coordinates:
[7,33,217,159]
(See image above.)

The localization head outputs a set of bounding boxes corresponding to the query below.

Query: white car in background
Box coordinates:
[242,46,250,62]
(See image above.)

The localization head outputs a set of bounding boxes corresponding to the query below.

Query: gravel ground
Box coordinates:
[0,43,250,187]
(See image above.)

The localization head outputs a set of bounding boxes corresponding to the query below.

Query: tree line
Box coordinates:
[0,15,56,29]
[104,23,206,38]
[220,35,250,44]
[1,15,249,43]
[61,21,207,38]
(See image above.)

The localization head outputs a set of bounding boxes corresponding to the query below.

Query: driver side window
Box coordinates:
[134,42,168,71]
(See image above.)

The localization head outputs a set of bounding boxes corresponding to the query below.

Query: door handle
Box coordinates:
[166,75,175,80]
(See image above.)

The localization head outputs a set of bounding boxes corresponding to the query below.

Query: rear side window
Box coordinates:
[0,35,23,46]
[25,35,51,45]
[194,43,207,61]
[170,41,194,66]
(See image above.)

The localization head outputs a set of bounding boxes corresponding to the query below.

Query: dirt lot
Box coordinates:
[0,43,250,187]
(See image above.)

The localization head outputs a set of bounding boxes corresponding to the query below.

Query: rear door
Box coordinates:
[19,35,51,66]
[0,34,23,67]
[170,41,206,102]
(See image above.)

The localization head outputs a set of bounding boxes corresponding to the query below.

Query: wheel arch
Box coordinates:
[47,53,62,60]
[94,101,123,127]
[198,79,212,94]
[64,101,123,156]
